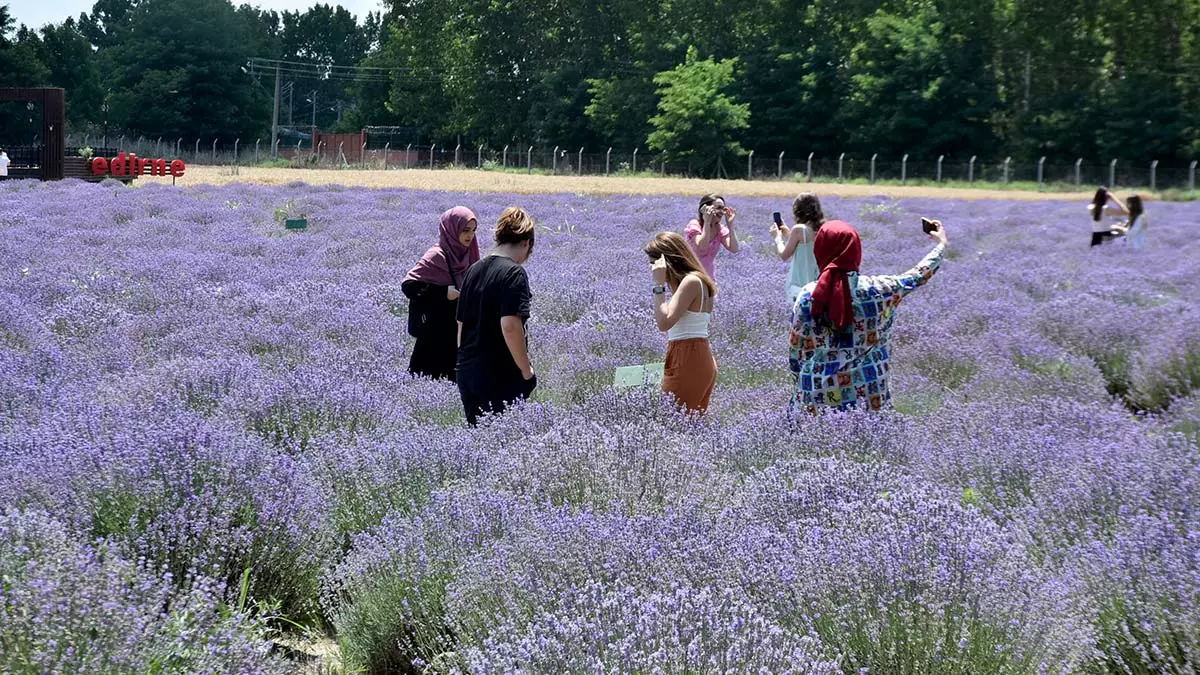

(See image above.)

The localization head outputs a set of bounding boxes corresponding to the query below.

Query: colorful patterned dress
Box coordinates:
[789,244,944,412]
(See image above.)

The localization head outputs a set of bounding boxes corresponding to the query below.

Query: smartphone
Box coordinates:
[921,218,938,235]
[772,211,784,228]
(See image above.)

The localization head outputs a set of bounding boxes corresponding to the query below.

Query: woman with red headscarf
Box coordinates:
[402,206,480,381]
[788,218,948,413]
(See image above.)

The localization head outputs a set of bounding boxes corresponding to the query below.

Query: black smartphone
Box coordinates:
[772,211,784,228]
[921,217,938,235]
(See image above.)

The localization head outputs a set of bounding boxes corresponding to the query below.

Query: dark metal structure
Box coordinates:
[0,87,66,180]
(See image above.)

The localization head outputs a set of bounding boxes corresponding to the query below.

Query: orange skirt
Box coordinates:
[662,338,717,414]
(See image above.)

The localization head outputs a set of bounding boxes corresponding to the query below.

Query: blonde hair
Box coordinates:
[495,207,535,245]
[644,232,717,297]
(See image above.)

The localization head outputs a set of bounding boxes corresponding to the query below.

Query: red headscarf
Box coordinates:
[404,207,480,287]
[810,220,862,330]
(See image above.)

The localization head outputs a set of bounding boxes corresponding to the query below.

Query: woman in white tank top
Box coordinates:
[645,232,718,414]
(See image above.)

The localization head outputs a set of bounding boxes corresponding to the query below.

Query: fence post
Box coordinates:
[502,145,508,168]
[836,152,844,182]
[255,139,261,164]
[747,149,754,179]
[361,142,367,167]
[901,154,909,185]
[578,147,584,174]
[527,146,533,174]
[336,141,344,165]
[1150,160,1158,192]
[552,146,559,174]
[806,152,814,181]
[1074,158,1082,186]
[478,145,483,168]
[1003,157,1011,183]
[1190,160,1197,194]
[454,143,461,166]
[777,151,784,179]
[156,137,162,155]
[1037,156,1046,190]
[870,153,877,184]
[193,139,199,158]
[176,138,182,156]
[936,155,944,184]
[212,139,217,163]
[297,141,303,163]
[633,147,639,173]
[1109,159,1116,188]
[969,155,977,183]
[606,147,612,175]
[406,144,412,169]
[273,139,280,157]
[383,142,389,170]
[234,138,240,165]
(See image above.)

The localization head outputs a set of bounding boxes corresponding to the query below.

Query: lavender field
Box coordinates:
[0,178,1198,674]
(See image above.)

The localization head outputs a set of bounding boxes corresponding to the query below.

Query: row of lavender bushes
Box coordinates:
[0,178,1197,672]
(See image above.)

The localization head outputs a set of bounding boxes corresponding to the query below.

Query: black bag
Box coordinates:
[405,248,457,339]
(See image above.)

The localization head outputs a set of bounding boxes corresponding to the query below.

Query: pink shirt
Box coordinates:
[684,219,730,279]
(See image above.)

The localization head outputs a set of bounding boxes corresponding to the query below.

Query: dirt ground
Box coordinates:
[143,166,1099,201]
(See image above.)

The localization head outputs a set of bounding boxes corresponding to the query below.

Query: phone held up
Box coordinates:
[772,211,784,229]
[921,217,939,235]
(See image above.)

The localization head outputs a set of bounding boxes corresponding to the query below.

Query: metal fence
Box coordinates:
[59,132,1200,192]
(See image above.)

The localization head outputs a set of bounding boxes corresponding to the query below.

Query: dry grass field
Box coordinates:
[144,165,1101,201]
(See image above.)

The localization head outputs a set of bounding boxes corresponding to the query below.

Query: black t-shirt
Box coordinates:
[456,255,531,379]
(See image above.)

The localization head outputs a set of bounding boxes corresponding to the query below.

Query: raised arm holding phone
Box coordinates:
[788,218,948,414]
[772,193,825,308]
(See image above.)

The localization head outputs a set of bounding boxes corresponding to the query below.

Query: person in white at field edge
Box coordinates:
[0,150,10,177]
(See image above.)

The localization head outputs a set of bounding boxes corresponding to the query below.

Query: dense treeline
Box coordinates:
[2,0,1198,166]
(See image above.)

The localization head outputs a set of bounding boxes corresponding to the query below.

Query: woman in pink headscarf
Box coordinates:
[402,206,480,381]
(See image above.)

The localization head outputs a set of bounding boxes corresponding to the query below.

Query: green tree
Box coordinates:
[646,46,750,173]
[840,3,999,158]
[102,0,270,141]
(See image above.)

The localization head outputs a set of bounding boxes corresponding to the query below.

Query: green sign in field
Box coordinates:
[613,363,664,389]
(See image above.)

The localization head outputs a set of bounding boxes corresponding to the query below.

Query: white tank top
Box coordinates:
[667,274,712,341]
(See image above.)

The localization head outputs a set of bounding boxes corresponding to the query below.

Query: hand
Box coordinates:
[521,366,535,381]
[927,220,948,247]
[651,257,668,285]
[724,206,736,226]
[771,222,785,237]
[447,286,460,301]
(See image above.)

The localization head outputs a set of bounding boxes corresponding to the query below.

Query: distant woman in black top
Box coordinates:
[456,207,537,426]
[402,206,480,380]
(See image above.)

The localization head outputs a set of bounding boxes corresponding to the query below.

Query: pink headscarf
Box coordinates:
[404,207,480,287]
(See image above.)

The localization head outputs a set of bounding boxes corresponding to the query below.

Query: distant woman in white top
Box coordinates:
[772,192,823,308]
[1088,187,1132,247]
[1112,194,1147,250]
[0,150,10,177]
[647,231,718,414]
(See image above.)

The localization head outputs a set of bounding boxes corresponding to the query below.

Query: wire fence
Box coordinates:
[46,132,1200,193]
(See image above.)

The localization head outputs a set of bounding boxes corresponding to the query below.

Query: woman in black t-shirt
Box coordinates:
[401,206,480,381]
[455,207,537,426]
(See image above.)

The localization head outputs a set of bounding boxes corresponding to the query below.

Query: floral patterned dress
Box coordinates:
[789,244,944,412]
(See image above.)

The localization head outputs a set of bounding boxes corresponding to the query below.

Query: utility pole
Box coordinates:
[271,64,281,158]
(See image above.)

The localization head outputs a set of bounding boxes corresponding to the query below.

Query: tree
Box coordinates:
[839,3,999,158]
[102,0,270,141]
[646,46,750,173]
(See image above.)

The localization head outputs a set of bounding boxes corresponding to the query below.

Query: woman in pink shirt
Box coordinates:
[684,194,739,278]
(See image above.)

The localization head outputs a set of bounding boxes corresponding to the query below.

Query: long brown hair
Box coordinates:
[644,232,717,297]
[1090,187,1108,222]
